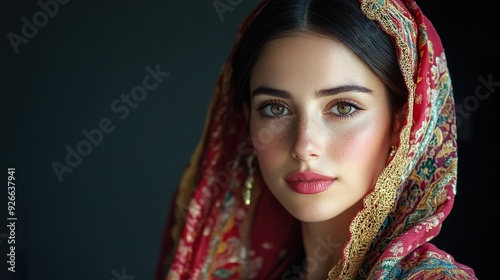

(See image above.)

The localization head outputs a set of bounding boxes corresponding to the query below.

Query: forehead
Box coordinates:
[250,32,376,91]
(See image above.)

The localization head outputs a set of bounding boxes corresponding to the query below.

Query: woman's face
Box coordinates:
[249,32,398,222]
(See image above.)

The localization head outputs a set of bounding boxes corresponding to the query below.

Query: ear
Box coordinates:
[391,102,408,146]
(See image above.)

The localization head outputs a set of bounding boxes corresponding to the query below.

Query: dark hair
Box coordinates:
[231,0,407,122]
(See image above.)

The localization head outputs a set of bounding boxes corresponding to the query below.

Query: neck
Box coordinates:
[300,200,363,279]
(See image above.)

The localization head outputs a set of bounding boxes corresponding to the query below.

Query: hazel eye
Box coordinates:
[261,103,289,117]
[328,100,363,118]
[335,102,354,115]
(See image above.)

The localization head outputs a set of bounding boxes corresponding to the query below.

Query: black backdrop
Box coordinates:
[1,1,497,279]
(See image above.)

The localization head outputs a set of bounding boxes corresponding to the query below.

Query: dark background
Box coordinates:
[1,0,497,279]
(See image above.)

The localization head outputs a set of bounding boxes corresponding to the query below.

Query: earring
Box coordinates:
[244,153,255,206]
[389,145,397,158]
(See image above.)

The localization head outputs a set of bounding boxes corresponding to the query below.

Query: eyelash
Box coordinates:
[255,99,364,120]
[256,100,289,120]
[329,98,364,119]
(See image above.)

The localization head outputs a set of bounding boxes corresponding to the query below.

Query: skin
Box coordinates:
[246,32,400,279]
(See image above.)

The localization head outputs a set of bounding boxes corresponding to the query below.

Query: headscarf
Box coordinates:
[155,0,477,279]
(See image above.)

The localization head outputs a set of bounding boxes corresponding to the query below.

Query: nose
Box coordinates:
[291,115,322,161]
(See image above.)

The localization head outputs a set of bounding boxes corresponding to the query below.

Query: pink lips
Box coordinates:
[284,171,335,194]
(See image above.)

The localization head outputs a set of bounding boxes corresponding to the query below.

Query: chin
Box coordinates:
[283,201,342,223]
[294,215,334,223]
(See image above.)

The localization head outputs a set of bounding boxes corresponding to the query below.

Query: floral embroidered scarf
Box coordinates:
[155,0,478,279]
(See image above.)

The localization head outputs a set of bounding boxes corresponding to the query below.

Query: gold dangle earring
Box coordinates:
[244,153,255,206]
[389,145,397,158]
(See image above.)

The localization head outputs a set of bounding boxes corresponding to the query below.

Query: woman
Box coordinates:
[156,0,477,279]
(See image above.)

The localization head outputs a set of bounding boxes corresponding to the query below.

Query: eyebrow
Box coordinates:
[251,85,373,98]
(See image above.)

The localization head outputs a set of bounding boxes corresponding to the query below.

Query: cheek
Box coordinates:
[333,117,391,175]
[250,121,290,171]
